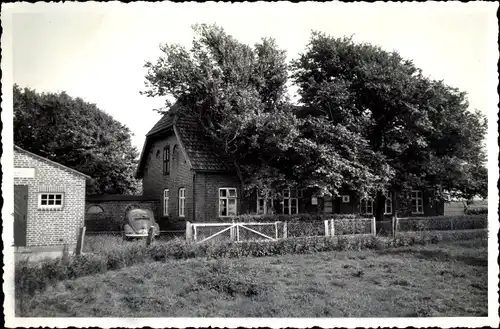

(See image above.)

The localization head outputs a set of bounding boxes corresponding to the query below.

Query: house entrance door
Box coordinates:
[14,185,28,247]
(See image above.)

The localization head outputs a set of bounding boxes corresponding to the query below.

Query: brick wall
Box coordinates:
[194,172,241,222]
[142,133,193,228]
[85,197,160,231]
[14,150,86,247]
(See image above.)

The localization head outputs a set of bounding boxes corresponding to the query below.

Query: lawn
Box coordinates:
[20,238,487,317]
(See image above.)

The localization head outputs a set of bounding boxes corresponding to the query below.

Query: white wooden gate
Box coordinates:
[187,221,281,244]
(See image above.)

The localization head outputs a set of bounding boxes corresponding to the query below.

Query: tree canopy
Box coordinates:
[143,25,487,205]
[143,24,389,198]
[13,85,141,195]
[291,32,487,206]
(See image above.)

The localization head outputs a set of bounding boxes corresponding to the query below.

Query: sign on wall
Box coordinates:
[311,197,318,205]
[14,168,35,178]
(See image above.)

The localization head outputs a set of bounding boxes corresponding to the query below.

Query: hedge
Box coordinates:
[465,207,488,215]
[213,213,360,223]
[397,214,487,232]
[15,228,487,305]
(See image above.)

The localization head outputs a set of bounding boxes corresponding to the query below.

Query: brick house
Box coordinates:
[13,145,90,253]
[136,105,241,228]
[137,106,443,225]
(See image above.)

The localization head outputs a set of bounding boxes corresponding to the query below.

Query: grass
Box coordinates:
[19,238,488,317]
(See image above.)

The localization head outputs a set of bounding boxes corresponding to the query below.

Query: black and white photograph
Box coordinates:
[2,2,499,327]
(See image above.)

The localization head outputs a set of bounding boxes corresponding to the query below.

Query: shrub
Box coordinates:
[227,213,361,223]
[397,214,487,232]
[465,207,488,215]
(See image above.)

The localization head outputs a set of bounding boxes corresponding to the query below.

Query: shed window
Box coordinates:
[39,193,64,209]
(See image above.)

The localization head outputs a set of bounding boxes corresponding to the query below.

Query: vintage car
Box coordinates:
[122,208,160,240]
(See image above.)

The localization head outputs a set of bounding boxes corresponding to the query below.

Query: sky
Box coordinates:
[4,2,499,152]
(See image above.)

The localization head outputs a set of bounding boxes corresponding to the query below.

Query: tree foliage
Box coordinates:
[13,85,141,195]
[291,32,487,204]
[143,24,388,197]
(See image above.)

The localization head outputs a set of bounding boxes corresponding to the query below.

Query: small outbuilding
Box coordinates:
[13,145,90,257]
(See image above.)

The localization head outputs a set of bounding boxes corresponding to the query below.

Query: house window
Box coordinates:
[178,188,186,217]
[411,190,424,214]
[163,146,170,175]
[86,205,104,214]
[342,195,350,203]
[219,188,237,217]
[283,189,299,215]
[257,190,274,215]
[38,193,64,209]
[163,189,169,216]
[384,193,393,215]
[360,199,374,215]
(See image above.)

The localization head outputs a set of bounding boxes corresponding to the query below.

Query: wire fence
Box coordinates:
[83,215,487,249]
[187,217,376,244]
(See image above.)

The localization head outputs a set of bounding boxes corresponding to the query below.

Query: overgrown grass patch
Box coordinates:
[15,228,487,314]
[19,238,488,317]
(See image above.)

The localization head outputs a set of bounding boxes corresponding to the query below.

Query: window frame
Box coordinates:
[360,199,374,215]
[282,188,299,215]
[384,192,393,215]
[163,146,170,175]
[178,188,185,217]
[38,193,64,210]
[411,190,424,214]
[163,189,169,216]
[257,190,274,215]
[219,187,238,217]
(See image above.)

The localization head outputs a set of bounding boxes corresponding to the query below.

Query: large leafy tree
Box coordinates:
[13,84,141,195]
[291,32,487,218]
[142,24,388,198]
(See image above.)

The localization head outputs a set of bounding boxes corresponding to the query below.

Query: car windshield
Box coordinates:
[133,216,150,221]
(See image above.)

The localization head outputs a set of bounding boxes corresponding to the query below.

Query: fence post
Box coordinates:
[186,221,193,241]
[275,222,279,240]
[450,217,454,230]
[371,217,376,236]
[391,216,395,237]
[236,223,240,242]
[230,221,235,241]
[283,221,288,239]
[330,219,335,236]
[75,226,86,256]
[324,219,330,236]
[146,226,155,246]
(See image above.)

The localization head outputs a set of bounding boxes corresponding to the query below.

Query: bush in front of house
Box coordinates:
[465,207,488,215]
[227,213,360,223]
[397,214,487,232]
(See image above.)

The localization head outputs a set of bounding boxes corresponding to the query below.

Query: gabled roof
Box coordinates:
[175,112,235,172]
[14,145,91,180]
[135,103,235,178]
